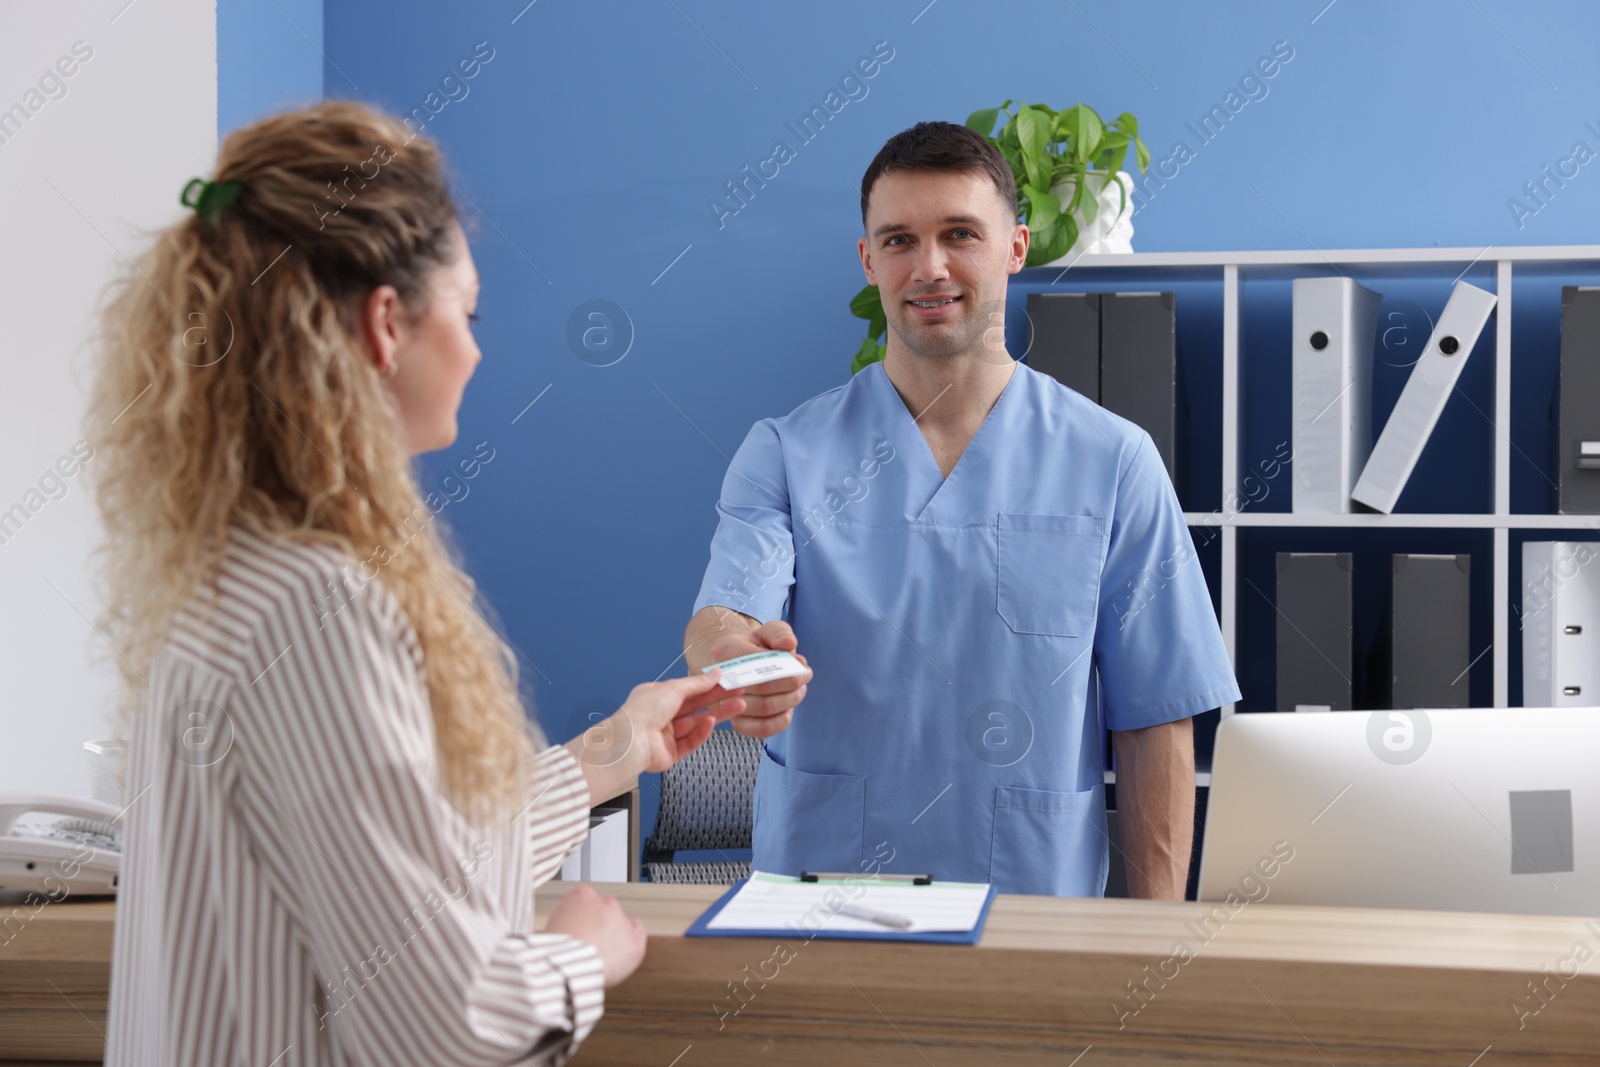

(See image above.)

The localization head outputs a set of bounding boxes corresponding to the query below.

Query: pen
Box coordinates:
[836,902,913,929]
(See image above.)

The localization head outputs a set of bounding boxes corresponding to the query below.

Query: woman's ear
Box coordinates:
[359,284,405,377]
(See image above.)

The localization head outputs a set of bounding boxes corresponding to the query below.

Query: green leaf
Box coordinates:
[1020,184,1061,231]
[1078,178,1099,226]
[1023,219,1059,267]
[1050,108,1076,149]
[849,284,879,320]
[1133,134,1151,173]
[1114,112,1140,139]
[1001,141,1024,170]
[1093,131,1131,177]
[1060,171,1086,216]
[993,101,1019,141]
[1080,109,1105,163]
[851,336,886,375]
[1058,104,1103,165]
[1025,214,1080,267]
[1016,105,1051,164]
[1025,155,1052,199]
[1062,213,1079,252]
[996,122,1021,155]
[964,107,1000,137]
[850,284,887,341]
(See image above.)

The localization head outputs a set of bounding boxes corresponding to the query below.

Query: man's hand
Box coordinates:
[684,607,812,739]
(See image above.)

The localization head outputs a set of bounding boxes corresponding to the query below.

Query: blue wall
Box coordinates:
[222,0,1600,838]
[219,0,324,136]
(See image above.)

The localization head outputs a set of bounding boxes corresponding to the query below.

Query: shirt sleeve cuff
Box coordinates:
[691,592,783,627]
[533,933,607,1048]
[1107,681,1242,731]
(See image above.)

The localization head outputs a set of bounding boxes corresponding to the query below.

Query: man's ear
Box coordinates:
[857,235,877,286]
[360,284,404,375]
[1008,223,1030,275]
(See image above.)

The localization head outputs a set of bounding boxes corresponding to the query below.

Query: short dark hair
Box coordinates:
[859,121,1017,228]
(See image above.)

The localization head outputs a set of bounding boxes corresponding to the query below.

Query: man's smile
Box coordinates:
[907,293,962,318]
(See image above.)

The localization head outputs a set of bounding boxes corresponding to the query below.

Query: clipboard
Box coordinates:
[684,876,998,945]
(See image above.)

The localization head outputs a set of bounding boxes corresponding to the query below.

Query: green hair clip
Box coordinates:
[180,177,242,226]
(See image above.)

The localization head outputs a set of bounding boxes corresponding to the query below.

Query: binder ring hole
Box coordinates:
[1309,330,1329,351]
[1439,335,1461,355]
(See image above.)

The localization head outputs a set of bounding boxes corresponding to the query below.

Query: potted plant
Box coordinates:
[849,285,889,375]
[848,101,1149,373]
[968,100,1150,265]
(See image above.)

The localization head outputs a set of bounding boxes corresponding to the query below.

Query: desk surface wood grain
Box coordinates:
[539,882,1600,1067]
[0,895,115,1064]
[4,888,1597,1065]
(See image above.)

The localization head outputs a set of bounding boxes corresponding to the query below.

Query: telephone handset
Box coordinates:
[0,794,121,897]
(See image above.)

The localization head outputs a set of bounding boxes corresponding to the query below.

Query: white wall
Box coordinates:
[0,1,215,798]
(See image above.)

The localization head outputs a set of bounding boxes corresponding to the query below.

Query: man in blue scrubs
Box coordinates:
[683,122,1239,898]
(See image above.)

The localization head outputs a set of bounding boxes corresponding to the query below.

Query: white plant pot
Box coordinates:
[1041,170,1135,263]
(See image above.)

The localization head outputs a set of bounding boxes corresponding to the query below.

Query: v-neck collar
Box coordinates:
[875,358,1022,522]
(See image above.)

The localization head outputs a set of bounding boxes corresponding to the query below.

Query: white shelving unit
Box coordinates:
[1032,244,1600,743]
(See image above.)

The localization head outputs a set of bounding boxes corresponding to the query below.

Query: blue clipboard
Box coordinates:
[684,878,998,945]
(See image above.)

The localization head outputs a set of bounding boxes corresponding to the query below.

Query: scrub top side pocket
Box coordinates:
[996,513,1106,637]
[751,744,866,876]
[989,783,1109,896]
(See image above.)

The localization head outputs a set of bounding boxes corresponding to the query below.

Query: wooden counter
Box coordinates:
[539,882,1600,1067]
[0,894,114,1065]
[4,884,1598,1065]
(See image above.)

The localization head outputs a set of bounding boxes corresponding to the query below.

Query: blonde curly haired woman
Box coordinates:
[87,100,749,1065]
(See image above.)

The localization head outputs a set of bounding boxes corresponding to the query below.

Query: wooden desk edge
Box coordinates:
[9,883,1599,977]
[536,880,1600,977]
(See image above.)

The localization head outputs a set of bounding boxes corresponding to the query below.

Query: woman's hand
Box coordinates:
[543,885,647,989]
[565,671,745,804]
[619,670,746,775]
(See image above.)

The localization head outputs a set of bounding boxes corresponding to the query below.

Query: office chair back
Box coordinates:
[644,727,761,884]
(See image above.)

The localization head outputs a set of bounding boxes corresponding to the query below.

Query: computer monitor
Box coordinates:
[1198,708,1597,916]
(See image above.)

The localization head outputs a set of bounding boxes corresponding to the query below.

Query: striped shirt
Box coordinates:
[107,527,605,1066]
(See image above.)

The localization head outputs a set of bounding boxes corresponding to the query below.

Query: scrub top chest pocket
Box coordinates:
[996,513,1107,637]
